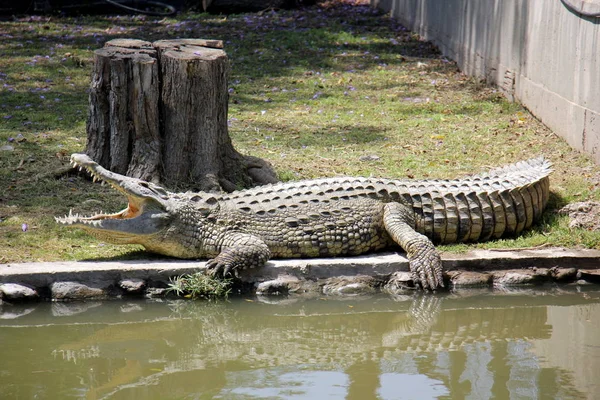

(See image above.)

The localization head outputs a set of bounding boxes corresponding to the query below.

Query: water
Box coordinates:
[1,288,600,399]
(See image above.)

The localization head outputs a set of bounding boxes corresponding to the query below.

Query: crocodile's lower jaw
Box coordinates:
[55,153,173,241]
[56,200,142,227]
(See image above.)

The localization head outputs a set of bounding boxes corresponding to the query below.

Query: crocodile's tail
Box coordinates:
[406,157,552,244]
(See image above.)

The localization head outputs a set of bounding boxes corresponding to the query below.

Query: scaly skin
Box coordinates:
[56,154,552,291]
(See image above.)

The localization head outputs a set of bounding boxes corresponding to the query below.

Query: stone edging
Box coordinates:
[1,247,599,302]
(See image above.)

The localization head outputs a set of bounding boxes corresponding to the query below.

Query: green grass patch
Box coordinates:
[1,2,600,263]
[167,273,233,300]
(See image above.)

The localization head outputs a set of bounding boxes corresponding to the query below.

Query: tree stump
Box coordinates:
[86,38,277,191]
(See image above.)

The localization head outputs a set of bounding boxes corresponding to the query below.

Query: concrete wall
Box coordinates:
[373,0,600,162]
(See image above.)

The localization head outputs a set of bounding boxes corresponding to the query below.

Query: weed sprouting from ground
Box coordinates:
[167,273,233,300]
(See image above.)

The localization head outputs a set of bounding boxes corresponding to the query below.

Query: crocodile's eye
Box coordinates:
[139,181,168,197]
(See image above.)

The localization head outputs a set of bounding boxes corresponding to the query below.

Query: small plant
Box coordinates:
[167,273,233,300]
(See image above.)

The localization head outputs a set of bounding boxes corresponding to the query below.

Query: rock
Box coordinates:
[256,276,302,295]
[0,145,14,151]
[447,271,492,287]
[550,267,578,282]
[578,269,600,284]
[321,276,379,296]
[51,302,102,317]
[493,269,550,286]
[359,154,381,162]
[255,295,303,305]
[145,287,169,298]
[0,283,39,301]
[383,271,416,294]
[0,305,37,319]
[559,201,600,231]
[120,303,144,313]
[119,279,146,294]
[50,281,106,300]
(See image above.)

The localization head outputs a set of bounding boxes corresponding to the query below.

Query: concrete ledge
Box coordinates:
[1,248,599,301]
[442,247,600,270]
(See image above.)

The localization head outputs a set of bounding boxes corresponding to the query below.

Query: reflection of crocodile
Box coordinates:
[57,154,552,291]
[1,292,594,399]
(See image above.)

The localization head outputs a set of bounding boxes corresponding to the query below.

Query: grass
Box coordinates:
[1,0,600,264]
[167,273,233,300]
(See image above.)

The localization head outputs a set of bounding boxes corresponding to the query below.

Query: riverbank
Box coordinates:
[1,248,599,302]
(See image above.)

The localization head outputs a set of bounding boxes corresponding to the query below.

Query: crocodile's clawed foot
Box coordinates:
[412,270,444,292]
[409,250,445,291]
[206,258,238,279]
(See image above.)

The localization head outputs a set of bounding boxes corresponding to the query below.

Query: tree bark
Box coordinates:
[86,38,277,191]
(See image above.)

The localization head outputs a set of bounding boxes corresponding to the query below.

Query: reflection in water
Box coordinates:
[1,289,599,399]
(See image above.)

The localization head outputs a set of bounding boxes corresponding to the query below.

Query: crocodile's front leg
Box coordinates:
[207,232,271,277]
[383,202,445,290]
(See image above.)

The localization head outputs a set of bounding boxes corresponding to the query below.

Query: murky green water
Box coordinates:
[1,288,600,399]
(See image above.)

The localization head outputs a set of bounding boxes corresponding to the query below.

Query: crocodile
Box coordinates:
[56,154,552,290]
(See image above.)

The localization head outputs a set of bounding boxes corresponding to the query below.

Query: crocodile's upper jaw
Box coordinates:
[55,154,172,243]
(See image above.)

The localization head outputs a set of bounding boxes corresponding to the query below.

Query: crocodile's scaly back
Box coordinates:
[406,157,551,243]
[218,157,552,244]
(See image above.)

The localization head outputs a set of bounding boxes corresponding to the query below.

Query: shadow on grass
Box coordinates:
[227,27,443,84]
[79,249,174,262]
[238,120,390,148]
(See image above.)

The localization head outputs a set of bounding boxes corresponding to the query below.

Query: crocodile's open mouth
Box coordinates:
[57,202,142,227]
[55,154,170,239]
[56,159,144,226]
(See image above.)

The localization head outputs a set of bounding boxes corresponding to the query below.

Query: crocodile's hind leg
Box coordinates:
[207,232,271,277]
[383,202,445,290]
